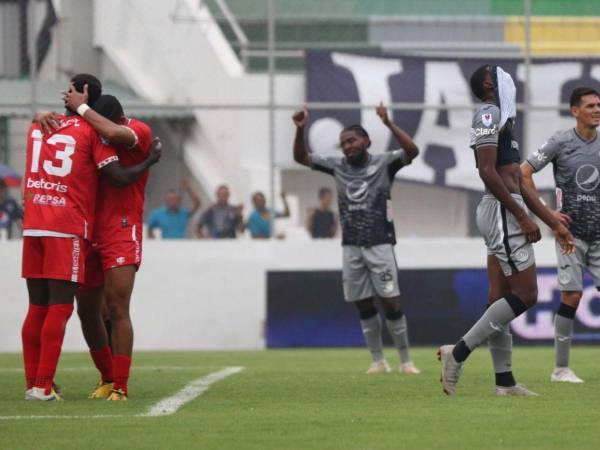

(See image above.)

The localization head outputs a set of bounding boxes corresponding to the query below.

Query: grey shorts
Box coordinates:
[556,238,600,291]
[476,194,536,276]
[342,244,400,302]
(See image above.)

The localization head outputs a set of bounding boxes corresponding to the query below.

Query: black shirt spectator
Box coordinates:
[197,185,243,239]
[307,187,337,238]
[0,179,23,239]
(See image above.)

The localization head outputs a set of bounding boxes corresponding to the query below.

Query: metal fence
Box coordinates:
[2,0,600,236]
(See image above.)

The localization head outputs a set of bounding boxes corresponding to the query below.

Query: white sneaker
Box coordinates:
[25,387,63,401]
[550,367,584,383]
[400,361,421,374]
[495,384,538,396]
[437,345,463,396]
[366,359,391,375]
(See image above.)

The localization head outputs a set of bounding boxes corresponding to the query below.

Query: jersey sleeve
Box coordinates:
[309,152,342,176]
[91,132,119,169]
[386,149,411,177]
[124,120,152,153]
[470,105,500,149]
[526,133,561,172]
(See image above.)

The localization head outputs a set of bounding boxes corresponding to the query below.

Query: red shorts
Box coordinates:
[80,240,142,290]
[22,236,87,283]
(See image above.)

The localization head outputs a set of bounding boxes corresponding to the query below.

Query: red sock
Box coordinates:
[35,303,74,394]
[21,304,49,389]
[113,355,131,395]
[90,346,113,383]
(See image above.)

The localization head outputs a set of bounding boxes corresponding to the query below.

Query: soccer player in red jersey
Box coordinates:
[21,74,161,401]
[61,90,155,400]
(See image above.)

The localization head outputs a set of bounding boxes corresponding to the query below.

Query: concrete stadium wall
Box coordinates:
[0,239,560,353]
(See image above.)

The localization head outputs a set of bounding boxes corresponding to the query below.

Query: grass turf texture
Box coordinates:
[0,347,599,450]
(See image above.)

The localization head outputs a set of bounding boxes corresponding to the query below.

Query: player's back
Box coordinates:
[23,115,117,239]
[94,118,152,243]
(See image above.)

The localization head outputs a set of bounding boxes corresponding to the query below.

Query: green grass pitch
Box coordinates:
[1,347,599,450]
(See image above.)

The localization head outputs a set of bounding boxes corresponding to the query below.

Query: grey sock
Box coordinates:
[488,324,513,374]
[463,298,519,351]
[360,314,384,362]
[555,314,574,368]
[385,315,411,364]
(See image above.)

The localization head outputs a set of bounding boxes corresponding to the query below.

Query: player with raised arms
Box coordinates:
[437,65,575,396]
[292,103,421,375]
[521,86,600,384]
[36,89,159,400]
[21,74,161,401]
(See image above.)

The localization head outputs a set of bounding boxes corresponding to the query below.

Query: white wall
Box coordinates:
[0,238,560,353]
[92,0,304,202]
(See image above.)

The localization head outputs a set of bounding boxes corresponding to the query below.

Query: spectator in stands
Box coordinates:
[147,178,201,239]
[246,191,290,239]
[306,187,337,238]
[196,185,244,239]
[0,179,23,239]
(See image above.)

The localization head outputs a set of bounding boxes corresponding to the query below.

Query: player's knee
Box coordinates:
[108,306,130,322]
[384,309,403,321]
[76,301,98,320]
[563,291,582,307]
[380,297,402,317]
[512,287,537,307]
[106,298,130,321]
[354,299,377,320]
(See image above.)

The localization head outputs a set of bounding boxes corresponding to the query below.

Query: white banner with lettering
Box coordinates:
[305,51,600,191]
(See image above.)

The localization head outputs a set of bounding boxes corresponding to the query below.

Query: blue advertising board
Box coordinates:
[266,269,600,347]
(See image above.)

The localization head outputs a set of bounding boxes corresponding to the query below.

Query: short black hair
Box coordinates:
[342,124,370,139]
[318,187,332,199]
[93,95,124,122]
[470,65,490,100]
[569,87,600,107]
[70,73,102,107]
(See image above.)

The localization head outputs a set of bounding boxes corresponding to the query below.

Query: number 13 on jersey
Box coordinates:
[30,129,76,177]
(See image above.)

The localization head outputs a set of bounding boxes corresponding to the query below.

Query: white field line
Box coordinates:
[144,366,244,417]
[0,366,215,373]
[0,366,244,421]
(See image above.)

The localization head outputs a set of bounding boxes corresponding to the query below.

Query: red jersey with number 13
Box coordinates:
[93,118,152,243]
[23,115,118,239]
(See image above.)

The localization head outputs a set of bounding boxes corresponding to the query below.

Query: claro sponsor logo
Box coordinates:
[27,177,68,193]
[32,194,66,207]
[472,126,498,137]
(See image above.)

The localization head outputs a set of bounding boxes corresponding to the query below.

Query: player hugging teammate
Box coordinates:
[292,103,421,374]
[21,74,160,401]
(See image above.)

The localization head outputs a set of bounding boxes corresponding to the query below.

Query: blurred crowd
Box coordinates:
[0,177,337,241]
[0,179,23,239]
[146,179,338,240]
